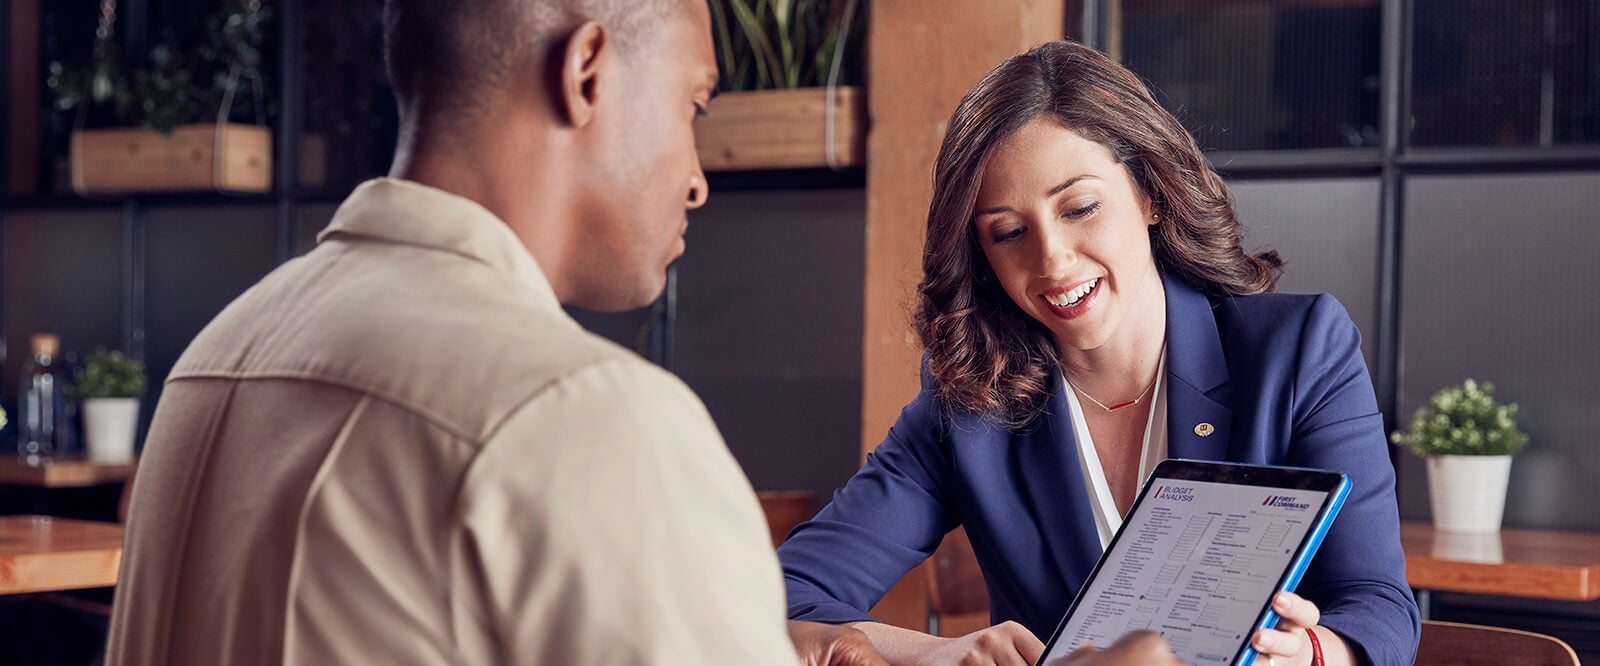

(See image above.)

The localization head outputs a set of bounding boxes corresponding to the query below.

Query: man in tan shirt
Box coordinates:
[106,0,883,663]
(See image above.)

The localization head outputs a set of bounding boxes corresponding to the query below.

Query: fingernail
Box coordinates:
[1274,594,1292,611]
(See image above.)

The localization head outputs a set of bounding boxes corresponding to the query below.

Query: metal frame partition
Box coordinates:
[1078,0,1600,624]
[1079,0,1600,435]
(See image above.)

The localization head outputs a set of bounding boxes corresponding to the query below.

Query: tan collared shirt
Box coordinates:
[107,178,800,665]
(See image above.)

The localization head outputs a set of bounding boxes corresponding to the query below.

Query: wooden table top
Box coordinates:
[0,459,137,487]
[0,515,124,594]
[1402,521,1600,601]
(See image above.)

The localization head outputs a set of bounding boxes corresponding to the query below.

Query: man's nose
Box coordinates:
[686,163,709,210]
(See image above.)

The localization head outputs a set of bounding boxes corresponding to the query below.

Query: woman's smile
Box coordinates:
[1040,276,1102,319]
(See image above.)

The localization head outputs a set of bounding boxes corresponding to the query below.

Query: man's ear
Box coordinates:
[558,21,610,129]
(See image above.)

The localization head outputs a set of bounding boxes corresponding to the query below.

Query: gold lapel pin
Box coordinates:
[1194,423,1215,437]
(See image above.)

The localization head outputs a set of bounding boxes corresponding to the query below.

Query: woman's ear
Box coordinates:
[557,21,610,128]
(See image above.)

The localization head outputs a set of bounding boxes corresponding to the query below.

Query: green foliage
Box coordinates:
[1391,379,1529,457]
[46,0,271,135]
[72,348,148,401]
[708,0,866,92]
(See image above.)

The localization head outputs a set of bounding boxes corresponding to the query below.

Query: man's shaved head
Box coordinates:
[383,0,718,312]
[383,0,675,121]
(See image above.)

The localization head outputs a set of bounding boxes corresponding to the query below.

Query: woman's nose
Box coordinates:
[1036,225,1076,278]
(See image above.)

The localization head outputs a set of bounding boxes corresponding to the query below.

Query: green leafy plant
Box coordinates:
[46,0,271,135]
[1391,379,1529,457]
[71,348,148,401]
[708,0,865,92]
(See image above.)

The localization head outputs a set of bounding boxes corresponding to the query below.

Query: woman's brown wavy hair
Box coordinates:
[913,40,1282,427]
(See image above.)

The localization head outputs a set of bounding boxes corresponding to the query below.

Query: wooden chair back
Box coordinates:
[1415,620,1579,666]
[757,490,818,549]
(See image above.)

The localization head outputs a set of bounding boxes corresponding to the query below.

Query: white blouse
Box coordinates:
[1061,349,1169,550]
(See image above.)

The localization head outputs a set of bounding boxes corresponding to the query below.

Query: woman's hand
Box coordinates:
[1042,631,1183,666]
[847,620,1043,666]
[788,620,890,666]
[1252,591,1328,666]
[925,621,1045,666]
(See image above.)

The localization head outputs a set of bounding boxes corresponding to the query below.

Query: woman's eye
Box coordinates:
[992,227,1025,244]
[1062,202,1101,219]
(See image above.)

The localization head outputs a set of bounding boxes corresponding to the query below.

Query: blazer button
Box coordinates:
[1194,423,1215,437]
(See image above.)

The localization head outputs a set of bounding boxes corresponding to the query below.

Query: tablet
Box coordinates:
[1036,459,1350,666]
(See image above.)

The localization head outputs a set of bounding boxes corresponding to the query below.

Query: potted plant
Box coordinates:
[72,348,148,464]
[700,0,868,170]
[47,0,274,194]
[1391,379,1529,534]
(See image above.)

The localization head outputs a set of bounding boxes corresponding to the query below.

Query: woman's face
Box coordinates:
[972,118,1162,355]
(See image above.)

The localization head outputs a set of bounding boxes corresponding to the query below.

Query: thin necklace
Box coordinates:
[1075,370,1159,413]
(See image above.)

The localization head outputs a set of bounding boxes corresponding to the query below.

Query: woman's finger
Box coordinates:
[1251,627,1306,659]
[1270,591,1321,629]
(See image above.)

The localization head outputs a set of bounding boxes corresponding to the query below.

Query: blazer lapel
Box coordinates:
[1163,274,1233,462]
[1015,375,1106,596]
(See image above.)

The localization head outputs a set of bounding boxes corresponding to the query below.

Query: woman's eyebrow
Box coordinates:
[1046,174,1099,197]
[975,174,1101,216]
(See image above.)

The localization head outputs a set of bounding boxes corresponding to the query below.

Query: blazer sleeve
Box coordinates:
[778,370,960,624]
[1286,295,1421,666]
[454,358,800,665]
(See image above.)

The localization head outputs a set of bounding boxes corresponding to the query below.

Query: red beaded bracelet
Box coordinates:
[1305,628,1325,666]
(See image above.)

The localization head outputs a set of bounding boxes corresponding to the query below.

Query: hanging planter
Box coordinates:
[698,0,867,171]
[71,123,271,194]
[696,86,865,171]
[48,0,274,194]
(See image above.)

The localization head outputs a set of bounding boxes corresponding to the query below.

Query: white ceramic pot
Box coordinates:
[1426,454,1512,533]
[1429,529,1504,564]
[82,397,140,464]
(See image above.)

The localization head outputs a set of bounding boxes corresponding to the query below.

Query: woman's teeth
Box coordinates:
[1045,278,1100,308]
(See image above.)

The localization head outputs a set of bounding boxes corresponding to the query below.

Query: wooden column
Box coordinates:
[862,0,1064,630]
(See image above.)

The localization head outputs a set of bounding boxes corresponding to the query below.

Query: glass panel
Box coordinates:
[143,205,278,391]
[1399,173,1600,531]
[1119,0,1381,152]
[673,189,865,497]
[300,1,397,196]
[1231,178,1381,368]
[2,211,125,404]
[1411,0,1600,147]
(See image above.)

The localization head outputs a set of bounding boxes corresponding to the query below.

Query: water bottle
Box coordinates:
[19,333,66,465]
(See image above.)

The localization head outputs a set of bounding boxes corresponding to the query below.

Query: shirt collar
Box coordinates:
[319,178,559,310]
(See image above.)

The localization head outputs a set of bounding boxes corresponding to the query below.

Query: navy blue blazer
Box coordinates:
[778,274,1420,666]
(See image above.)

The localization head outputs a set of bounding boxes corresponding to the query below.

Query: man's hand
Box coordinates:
[789,620,890,666]
[1043,631,1182,666]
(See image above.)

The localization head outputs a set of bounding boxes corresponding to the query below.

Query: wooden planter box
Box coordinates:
[70,123,273,194]
[695,86,867,171]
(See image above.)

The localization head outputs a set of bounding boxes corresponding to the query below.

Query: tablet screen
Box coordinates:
[1038,461,1347,666]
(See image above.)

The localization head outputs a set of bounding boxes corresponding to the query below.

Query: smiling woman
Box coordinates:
[777,40,1420,666]
[917,42,1282,427]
